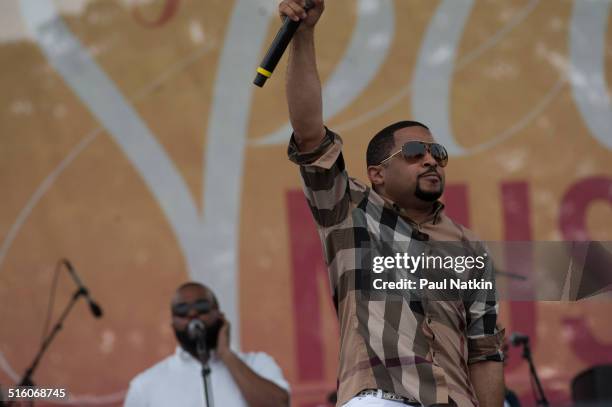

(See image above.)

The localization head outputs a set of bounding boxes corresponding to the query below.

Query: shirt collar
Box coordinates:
[175,346,220,365]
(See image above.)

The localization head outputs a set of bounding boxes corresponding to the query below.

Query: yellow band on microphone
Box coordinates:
[257,67,272,78]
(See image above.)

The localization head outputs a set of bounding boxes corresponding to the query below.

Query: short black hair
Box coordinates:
[366,120,430,166]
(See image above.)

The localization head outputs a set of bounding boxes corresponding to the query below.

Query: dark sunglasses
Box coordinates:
[378,141,448,167]
[172,299,214,317]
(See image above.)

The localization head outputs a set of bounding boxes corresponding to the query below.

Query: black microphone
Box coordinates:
[253,0,314,87]
[62,259,103,318]
[188,319,206,341]
[510,332,529,346]
[188,319,210,360]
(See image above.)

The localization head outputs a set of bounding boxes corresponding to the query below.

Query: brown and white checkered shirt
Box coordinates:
[288,129,504,407]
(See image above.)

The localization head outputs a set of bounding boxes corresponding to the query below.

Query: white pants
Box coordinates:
[341,394,408,407]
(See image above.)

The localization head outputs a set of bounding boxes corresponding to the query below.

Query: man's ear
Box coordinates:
[367,165,385,189]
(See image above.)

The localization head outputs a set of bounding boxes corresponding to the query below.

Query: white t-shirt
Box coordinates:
[124,347,289,407]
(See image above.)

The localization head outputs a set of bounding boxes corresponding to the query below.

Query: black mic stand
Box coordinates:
[196,339,213,407]
[19,287,87,387]
[518,340,549,407]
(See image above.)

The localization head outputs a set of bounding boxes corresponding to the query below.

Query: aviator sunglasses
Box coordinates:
[378,141,448,167]
[172,299,215,317]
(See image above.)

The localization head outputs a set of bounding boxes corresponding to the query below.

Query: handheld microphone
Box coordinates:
[253,0,314,87]
[510,332,529,346]
[62,259,103,318]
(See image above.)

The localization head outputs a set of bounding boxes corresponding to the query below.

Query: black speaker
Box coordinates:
[572,364,612,406]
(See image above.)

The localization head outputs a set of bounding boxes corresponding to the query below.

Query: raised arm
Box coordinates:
[280,0,326,152]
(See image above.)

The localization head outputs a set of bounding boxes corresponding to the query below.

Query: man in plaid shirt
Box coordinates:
[280,1,505,406]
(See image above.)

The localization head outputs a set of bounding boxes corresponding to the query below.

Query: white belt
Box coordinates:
[357,389,420,405]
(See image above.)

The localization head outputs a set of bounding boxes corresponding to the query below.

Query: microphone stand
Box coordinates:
[518,340,549,407]
[196,339,213,407]
[19,287,87,387]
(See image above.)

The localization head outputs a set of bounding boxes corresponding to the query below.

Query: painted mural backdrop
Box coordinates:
[1,0,611,406]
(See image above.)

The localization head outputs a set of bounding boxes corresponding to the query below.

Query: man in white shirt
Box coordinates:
[124,282,290,407]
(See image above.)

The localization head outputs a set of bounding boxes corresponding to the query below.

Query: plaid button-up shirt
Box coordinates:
[288,129,504,407]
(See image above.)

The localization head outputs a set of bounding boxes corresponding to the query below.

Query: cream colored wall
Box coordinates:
[1,1,611,405]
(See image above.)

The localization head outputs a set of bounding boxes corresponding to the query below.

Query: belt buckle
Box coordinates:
[384,390,419,405]
[381,390,404,402]
[358,390,377,398]
[358,389,418,405]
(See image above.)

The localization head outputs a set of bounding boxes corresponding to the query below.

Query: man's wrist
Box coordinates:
[294,26,315,41]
